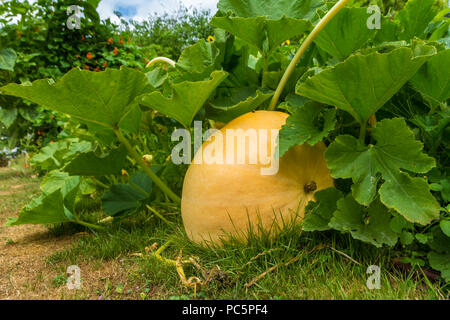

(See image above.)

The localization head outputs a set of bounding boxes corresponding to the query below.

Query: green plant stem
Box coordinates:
[146,205,175,230]
[92,178,109,189]
[114,128,181,204]
[74,219,105,230]
[268,0,351,111]
[359,121,367,143]
[146,56,176,68]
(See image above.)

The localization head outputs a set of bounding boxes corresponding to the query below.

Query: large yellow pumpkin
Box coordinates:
[181,110,333,244]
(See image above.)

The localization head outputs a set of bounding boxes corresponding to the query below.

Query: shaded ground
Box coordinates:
[0,167,138,300]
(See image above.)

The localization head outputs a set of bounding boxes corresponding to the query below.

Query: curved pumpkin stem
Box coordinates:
[146,56,176,68]
[268,0,351,111]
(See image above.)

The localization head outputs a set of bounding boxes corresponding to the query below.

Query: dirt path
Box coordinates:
[0,167,73,299]
[0,167,144,300]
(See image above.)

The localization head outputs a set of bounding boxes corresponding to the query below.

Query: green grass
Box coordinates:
[47,211,449,300]
[2,166,447,300]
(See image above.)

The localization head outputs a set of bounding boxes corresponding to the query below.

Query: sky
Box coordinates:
[97,0,219,23]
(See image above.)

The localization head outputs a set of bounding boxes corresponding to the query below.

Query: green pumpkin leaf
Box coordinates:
[440,220,450,238]
[303,187,343,232]
[0,67,152,132]
[139,71,227,128]
[102,171,152,216]
[325,118,439,225]
[217,0,324,20]
[0,107,18,128]
[410,49,450,108]
[211,15,312,54]
[31,139,91,171]
[63,145,127,177]
[278,101,336,157]
[329,195,398,248]
[207,87,273,123]
[296,45,436,125]
[5,190,74,226]
[428,252,450,282]
[0,48,17,71]
[313,7,377,60]
[395,0,438,41]
[176,40,220,77]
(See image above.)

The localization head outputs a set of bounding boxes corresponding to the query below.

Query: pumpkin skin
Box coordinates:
[181,110,334,244]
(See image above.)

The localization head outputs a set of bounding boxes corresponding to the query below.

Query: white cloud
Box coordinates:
[97,0,218,24]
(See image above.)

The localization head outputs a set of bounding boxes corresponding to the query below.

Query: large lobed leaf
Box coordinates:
[217,0,325,20]
[325,118,440,225]
[410,49,450,108]
[302,187,343,232]
[139,70,227,128]
[1,67,152,132]
[296,45,436,125]
[329,195,398,248]
[211,15,312,54]
[313,7,377,60]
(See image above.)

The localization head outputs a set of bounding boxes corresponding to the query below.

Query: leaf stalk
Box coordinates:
[268,0,351,111]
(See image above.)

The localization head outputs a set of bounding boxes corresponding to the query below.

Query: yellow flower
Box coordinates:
[207,35,215,42]
[121,169,129,177]
[282,39,291,46]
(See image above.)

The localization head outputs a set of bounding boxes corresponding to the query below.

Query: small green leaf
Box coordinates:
[207,88,273,123]
[441,220,450,238]
[139,71,227,128]
[399,231,414,245]
[102,171,152,216]
[5,190,73,226]
[303,187,343,232]
[278,101,336,157]
[63,145,127,177]
[428,251,450,283]
[176,40,220,77]
[0,48,17,71]
[0,107,18,128]
[329,195,398,248]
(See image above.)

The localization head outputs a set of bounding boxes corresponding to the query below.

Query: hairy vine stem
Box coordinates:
[268,0,351,111]
[114,128,181,204]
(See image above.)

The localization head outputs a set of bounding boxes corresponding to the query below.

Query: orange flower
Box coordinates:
[81,35,85,41]
[94,67,101,72]
[86,52,93,60]
[107,37,114,45]
[84,64,90,70]
[75,54,80,58]
[16,30,22,38]
[50,140,54,143]
[37,130,41,136]
[50,115,54,119]
[119,39,124,44]
[103,62,107,68]
[113,47,118,55]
